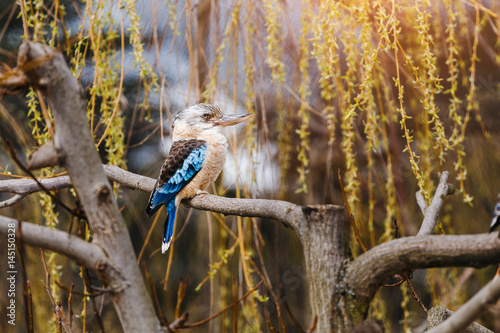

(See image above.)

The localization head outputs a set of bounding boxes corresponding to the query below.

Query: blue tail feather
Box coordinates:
[162,202,177,253]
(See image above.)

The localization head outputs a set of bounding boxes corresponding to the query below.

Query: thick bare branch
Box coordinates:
[18,41,161,333]
[0,165,149,195]
[417,171,454,236]
[426,277,500,333]
[0,165,303,231]
[0,175,72,195]
[0,216,113,276]
[344,233,500,322]
[186,195,302,231]
[27,141,61,170]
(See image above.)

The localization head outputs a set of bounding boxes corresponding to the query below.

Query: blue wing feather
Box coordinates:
[162,202,177,253]
[146,145,207,216]
[146,141,207,253]
[148,145,206,213]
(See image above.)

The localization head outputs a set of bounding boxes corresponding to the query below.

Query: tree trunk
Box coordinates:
[300,205,349,332]
[18,42,162,333]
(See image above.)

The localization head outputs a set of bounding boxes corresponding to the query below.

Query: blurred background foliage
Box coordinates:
[1,0,500,332]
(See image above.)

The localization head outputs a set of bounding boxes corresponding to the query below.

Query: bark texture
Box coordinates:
[344,234,500,323]
[3,162,500,331]
[1,42,500,333]
[18,42,162,333]
[427,306,493,333]
[300,205,348,332]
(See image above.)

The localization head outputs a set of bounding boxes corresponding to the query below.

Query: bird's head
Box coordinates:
[172,104,253,140]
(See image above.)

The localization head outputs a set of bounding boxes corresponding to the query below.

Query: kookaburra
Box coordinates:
[146,104,252,253]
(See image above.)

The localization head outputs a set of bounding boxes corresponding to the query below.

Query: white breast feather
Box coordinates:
[175,131,228,204]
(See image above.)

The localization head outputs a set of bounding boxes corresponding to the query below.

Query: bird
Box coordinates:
[489,192,500,233]
[146,104,253,253]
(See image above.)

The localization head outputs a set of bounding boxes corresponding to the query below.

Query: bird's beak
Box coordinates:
[214,113,253,127]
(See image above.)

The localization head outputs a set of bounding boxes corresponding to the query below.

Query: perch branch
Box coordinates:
[0,165,303,231]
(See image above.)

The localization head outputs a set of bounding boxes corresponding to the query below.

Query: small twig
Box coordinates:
[17,221,32,333]
[382,275,405,288]
[246,256,286,330]
[232,276,238,333]
[168,312,189,331]
[307,315,318,333]
[57,301,71,331]
[127,123,161,148]
[35,88,55,138]
[263,292,277,333]
[282,293,306,333]
[40,249,72,333]
[183,280,263,328]
[68,283,74,329]
[54,280,112,297]
[393,219,399,239]
[338,169,367,253]
[142,263,168,327]
[27,281,33,333]
[175,277,188,320]
[81,269,105,332]
[405,274,428,313]
[0,194,26,208]
[137,212,162,264]
[5,139,86,219]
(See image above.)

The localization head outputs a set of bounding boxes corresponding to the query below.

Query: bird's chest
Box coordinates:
[177,140,228,200]
[202,142,228,180]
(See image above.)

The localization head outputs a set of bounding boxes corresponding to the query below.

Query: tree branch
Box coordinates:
[17,41,161,333]
[0,164,303,231]
[0,216,115,278]
[0,175,72,195]
[185,195,302,231]
[344,233,500,321]
[3,138,499,331]
[426,277,500,333]
[0,194,26,208]
[417,171,454,236]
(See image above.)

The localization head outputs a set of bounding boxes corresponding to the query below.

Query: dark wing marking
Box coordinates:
[146,139,207,216]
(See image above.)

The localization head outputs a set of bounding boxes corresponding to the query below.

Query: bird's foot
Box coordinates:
[195,190,209,199]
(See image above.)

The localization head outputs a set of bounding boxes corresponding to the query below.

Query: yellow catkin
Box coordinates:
[243,2,258,193]
[124,0,158,119]
[201,2,241,102]
[26,84,62,330]
[455,7,484,205]
[339,6,360,216]
[310,0,339,147]
[400,282,411,333]
[295,0,312,194]
[391,0,430,204]
[262,0,289,199]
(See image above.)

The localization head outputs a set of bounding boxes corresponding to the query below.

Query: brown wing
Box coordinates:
[157,139,207,188]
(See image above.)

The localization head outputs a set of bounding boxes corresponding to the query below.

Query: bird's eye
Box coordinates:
[202,113,211,120]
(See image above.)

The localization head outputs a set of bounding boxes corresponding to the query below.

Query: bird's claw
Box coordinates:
[195,190,209,199]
